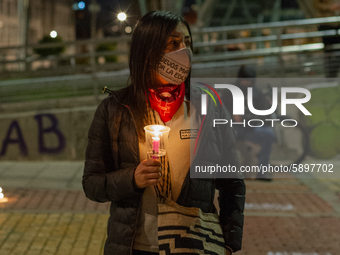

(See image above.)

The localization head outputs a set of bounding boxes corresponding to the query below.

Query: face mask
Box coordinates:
[157,48,192,85]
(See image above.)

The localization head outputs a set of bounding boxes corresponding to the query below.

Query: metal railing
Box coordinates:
[1,16,340,103]
[0,35,131,76]
[1,16,340,76]
[1,17,338,70]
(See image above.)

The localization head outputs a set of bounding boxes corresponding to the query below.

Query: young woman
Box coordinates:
[82,11,245,255]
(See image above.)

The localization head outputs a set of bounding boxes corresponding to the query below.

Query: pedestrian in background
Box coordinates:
[222,65,276,180]
[82,10,245,255]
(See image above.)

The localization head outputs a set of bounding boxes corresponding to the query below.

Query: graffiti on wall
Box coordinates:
[0,113,66,156]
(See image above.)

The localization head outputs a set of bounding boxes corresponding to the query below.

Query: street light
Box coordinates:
[125,26,132,34]
[78,1,85,10]
[72,1,86,11]
[50,30,58,38]
[117,12,127,21]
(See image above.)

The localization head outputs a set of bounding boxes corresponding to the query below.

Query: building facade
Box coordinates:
[0,0,75,47]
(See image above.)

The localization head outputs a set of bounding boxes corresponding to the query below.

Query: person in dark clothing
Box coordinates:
[223,65,276,180]
[82,11,245,255]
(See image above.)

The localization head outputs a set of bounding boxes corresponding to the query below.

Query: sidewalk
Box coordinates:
[0,161,339,255]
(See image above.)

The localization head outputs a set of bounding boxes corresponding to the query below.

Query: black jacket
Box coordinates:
[82,86,246,255]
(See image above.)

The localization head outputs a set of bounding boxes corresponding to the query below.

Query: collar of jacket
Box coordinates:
[108,86,131,106]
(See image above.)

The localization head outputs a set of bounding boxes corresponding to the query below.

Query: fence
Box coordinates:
[1,16,340,103]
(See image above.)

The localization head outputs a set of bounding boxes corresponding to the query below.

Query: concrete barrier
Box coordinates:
[0,96,106,161]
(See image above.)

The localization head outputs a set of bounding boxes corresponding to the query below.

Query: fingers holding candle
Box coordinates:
[134,159,162,188]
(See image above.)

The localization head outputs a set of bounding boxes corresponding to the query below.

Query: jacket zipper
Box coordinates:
[106,91,147,254]
[121,103,142,255]
[130,199,143,255]
[110,92,143,255]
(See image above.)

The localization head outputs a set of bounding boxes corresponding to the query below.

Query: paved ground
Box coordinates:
[0,161,339,255]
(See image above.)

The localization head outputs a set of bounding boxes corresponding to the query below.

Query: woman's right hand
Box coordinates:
[134,159,162,188]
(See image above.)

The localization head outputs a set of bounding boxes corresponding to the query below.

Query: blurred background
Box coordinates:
[1,0,339,162]
[0,1,340,255]
[0,0,326,85]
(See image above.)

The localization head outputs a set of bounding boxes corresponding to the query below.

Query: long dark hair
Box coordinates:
[124,11,193,140]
